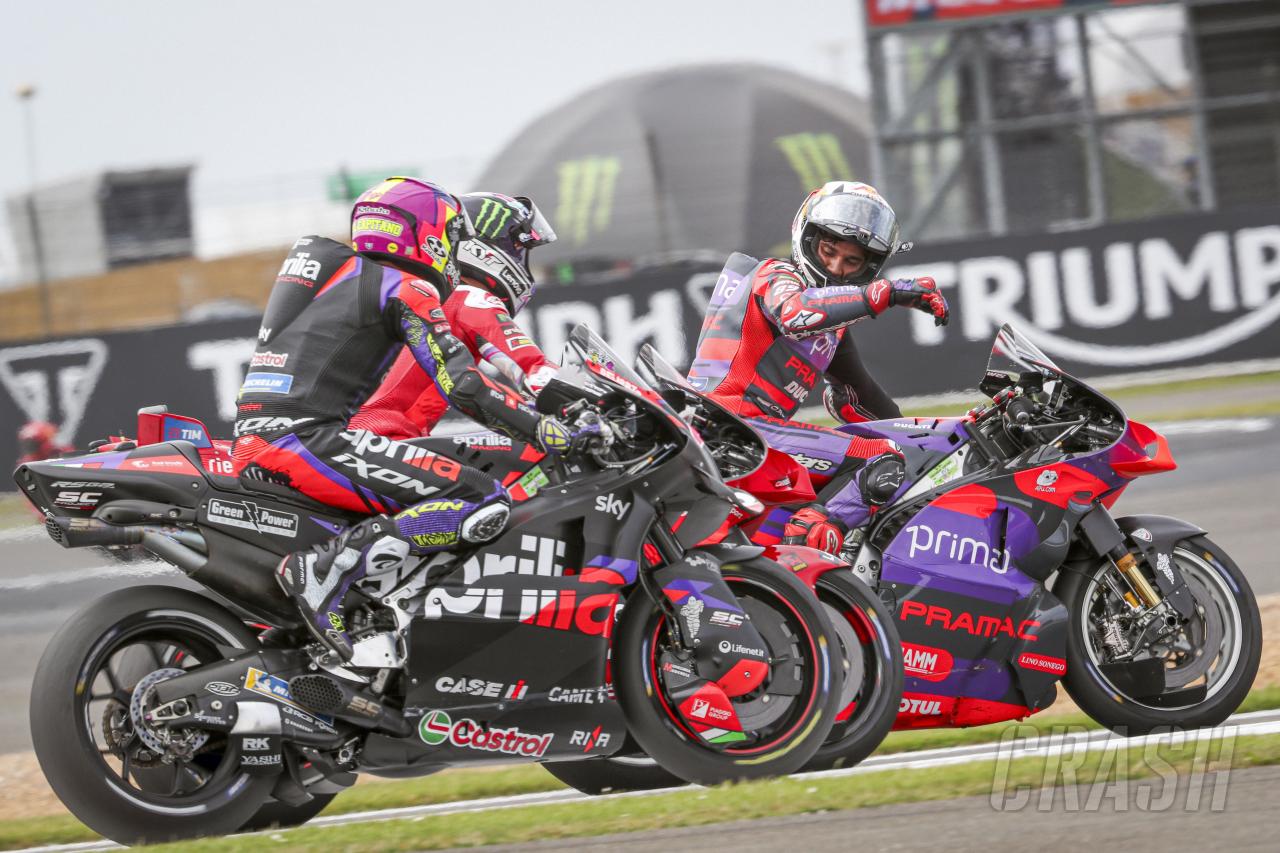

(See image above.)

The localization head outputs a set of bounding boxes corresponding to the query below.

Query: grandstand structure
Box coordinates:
[862,0,1280,241]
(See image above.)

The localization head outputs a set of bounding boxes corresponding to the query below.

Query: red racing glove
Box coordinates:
[866,277,949,326]
[781,503,848,554]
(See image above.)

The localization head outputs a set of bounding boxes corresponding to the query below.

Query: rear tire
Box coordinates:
[1058,536,1261,735]
[802,570,903,771]
[613,557,840,785]
[30,586,273,844]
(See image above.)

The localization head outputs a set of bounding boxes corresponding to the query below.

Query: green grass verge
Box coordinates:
[7,685,1279,850]
[0,494,35,531]
[142,732,1280,852]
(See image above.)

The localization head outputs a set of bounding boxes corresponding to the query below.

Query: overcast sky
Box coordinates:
[0,0,865,203]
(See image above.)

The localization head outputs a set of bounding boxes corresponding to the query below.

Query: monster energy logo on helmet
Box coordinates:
[776,133,855,192]
[473,198,515,239]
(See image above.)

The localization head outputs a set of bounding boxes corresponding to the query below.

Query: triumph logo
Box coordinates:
[891,217,1280,367]
[0,339,108,444]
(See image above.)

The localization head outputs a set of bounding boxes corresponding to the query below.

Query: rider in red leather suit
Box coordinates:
[349,193,557,440]
[688,181,950,552]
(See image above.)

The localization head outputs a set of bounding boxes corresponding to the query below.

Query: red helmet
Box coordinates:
[351,177,474,291]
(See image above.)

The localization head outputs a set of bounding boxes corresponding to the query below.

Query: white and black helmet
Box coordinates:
[791,181,902,287]
[457,193,557,314]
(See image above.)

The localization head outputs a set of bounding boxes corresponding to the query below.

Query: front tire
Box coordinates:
[542,752,681,795]
[614,557,840,786]
[30,586,274,844]
[1058,536,1261,735]
[802,570,903,771]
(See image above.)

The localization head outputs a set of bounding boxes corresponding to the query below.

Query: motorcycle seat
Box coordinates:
[231,473,368,521]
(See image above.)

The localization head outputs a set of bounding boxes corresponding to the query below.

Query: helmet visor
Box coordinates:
[516,198,557,249]
[808,194,899,255]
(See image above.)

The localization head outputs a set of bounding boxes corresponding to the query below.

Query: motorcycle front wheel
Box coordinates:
[1058,536,1261,735]
[30,585,274,845]
[613,556,840,786]
[801,569,903,771]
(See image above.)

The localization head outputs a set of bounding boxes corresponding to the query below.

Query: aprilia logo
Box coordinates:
[461,535,567,585]
[278,252,322,282]
[423,585,618,638]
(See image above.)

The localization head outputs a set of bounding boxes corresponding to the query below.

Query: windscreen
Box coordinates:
[563,325,681,419]
[985,324,1062,393]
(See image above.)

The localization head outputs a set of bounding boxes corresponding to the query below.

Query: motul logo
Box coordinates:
[899,696,943,715]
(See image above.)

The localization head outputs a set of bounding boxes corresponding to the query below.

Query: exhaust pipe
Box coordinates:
[289,674,411,737]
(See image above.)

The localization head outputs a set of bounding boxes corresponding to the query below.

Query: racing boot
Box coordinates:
[276,514,409,661]
[782,502,848,555]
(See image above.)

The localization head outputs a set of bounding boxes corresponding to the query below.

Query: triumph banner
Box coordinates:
[1,206,1277,474]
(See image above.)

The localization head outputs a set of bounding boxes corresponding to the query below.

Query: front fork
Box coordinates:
[644,524,773,746]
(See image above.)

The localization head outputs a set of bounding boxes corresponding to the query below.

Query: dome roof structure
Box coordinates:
[472,63,873,268]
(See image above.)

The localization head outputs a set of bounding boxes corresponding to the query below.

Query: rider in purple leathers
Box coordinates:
[232,178,602,661]
[688,181,950,552]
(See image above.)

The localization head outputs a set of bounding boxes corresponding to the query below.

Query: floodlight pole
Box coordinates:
[16,84,52,335]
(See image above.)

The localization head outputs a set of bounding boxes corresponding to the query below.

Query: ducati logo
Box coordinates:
[0,339,108,444]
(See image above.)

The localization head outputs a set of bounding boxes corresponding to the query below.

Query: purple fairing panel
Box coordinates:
[584,555,639,585]
[836,416,967,455]
[747,418,856,469]
[881,501,1041,606]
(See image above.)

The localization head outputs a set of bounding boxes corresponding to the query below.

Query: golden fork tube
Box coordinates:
[1114,552,1163,608]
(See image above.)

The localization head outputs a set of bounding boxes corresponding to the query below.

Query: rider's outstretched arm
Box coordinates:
[384,277,543,441]
[761,264,947,339]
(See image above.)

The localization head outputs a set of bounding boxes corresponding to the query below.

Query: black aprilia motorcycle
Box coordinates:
[16,326,842,845]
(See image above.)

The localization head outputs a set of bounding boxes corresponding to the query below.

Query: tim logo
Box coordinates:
[0,339,108,445]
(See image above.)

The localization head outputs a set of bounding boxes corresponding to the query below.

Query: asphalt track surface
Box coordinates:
[0,417,1275,755]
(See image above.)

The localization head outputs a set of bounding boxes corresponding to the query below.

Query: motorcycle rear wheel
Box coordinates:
[613,556,840,785]
[30,585,273,844]
[1058,536,1261,735]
